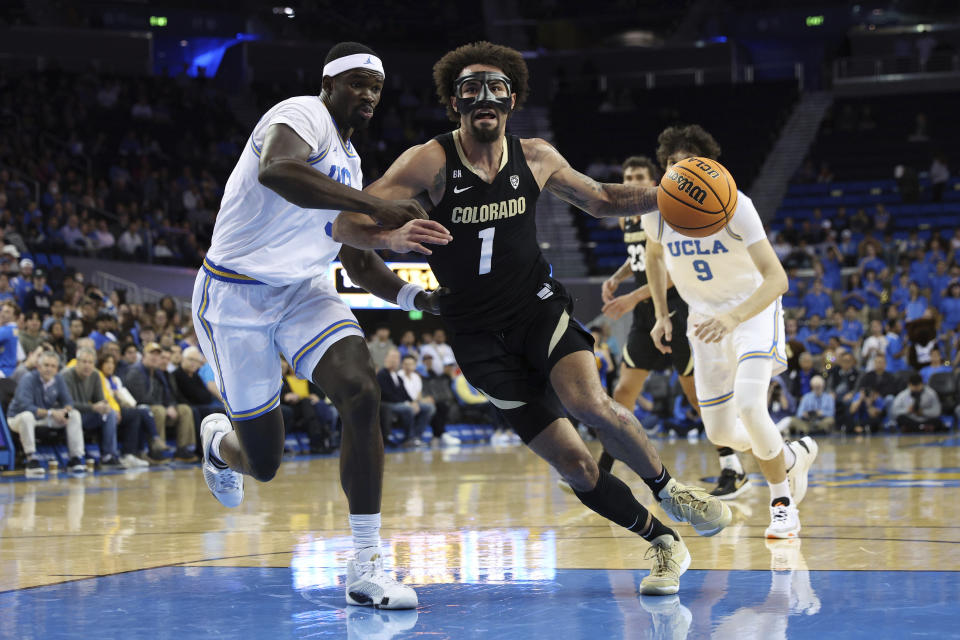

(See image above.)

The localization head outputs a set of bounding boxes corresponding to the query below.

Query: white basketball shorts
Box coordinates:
[688,298,786,409]
[192,258,364,421]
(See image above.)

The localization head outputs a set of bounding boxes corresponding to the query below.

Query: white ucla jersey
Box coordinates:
[206,96,362,286]
[642,191,770,316]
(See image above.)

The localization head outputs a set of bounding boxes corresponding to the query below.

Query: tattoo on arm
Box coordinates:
[432,166,445,196]
[597,184,659,217]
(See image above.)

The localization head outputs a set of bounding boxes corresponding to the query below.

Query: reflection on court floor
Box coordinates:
[1,434,959,638]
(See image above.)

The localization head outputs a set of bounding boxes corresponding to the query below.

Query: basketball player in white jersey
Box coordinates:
[643,125,818,539]
[192,42,452,609]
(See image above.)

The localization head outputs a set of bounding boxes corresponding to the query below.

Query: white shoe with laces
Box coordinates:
[346,547,418,610]
[120,453,149,469]
[765,501,801,539]
[201,413,243,508]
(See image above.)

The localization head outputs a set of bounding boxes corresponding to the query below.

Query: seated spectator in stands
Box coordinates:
[174,346,225,421]
[843,306,864,342]
[0,273,13,304]
[890,272,911,311]
[117,221,145,258]
[939,282,960,333]
[884,317,909,373]
[117,342,140,378]
[8,350,86,476]
[376,348,430,447]
[22,270,52,315]
[769,376,795,434]
[398,353,436,441]
[855,353,901,402]
[828,351,861,430]
[48,321,71,364]
[367,325,394,371]
[62,346,124,469]
[908,249,932,290]
[421,355,460,446]
[88,312,119,351]
[904,282,928,322]
[838,229,858,266]
[788,375,835,435]
[92,220,116,255]
[918,346,951,384]
[42,299,70,336]
[847,388,886,434]
[797,315,827,357]
[11,258,34,306]
[858,244,886,278]
[787,352,817,399]
[873,203,890,232]
[863,270,883,309]
[824,311,855,352]
[421,329,455,377]
[929,260,952,308]
[781,268,804,309]
[802,279,833,319]
[397,330,419,362]
[892,373,944,432]
[861,320,887,371]
[19,311,47,355]
[98,352,156,467]
[123,342,197,462]
[842,273,868,311]
[68,316,87,342]
[280,359,335,454]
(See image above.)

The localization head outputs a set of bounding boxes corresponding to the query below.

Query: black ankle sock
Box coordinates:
[574,469,676,540]
[716,446,735,457]
[638,516,677,543]
[598,450,615,473]
[642,465,672,501]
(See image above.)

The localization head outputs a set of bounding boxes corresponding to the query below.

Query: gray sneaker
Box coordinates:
[639,534,691,596]
[659,479,732,537]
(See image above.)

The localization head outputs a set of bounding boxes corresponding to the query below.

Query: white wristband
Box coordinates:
[397,283,424,311]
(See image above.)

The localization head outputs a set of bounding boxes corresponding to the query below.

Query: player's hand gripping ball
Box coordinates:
[657,157,738,238]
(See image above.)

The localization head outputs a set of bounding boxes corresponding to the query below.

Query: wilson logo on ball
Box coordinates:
[664,169,708,205]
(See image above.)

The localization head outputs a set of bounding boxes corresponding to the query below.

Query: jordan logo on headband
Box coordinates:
[323,53,385,78]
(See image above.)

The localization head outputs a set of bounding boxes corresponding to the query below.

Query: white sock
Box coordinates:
[769,479,791,503]
[719,453,744,475]
[783,443,797,470]
[350,513,381,554]
[209,431,228,468]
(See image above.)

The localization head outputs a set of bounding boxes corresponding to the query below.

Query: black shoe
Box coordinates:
[709,468,750,500]
[101,455,124,469]
[25,457,46,478]
[67,457,87,474]
[173,447,199,463]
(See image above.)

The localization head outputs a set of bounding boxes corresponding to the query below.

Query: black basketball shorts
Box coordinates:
[447,283,594,444]
[623,301,693,376]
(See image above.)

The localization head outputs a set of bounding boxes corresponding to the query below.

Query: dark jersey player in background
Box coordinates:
[334,41,732,596]
[594,154,750,500]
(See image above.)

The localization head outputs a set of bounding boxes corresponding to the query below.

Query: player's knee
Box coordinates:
[246,452,282,482]
[555,451,599,491]
[735,396,768,431]
[329,371,380,410]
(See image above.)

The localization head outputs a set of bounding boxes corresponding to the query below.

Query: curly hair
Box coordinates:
[432,41,530,123]
[655,124,722,170]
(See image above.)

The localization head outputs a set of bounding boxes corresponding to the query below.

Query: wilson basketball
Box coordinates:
[657,156,738,238]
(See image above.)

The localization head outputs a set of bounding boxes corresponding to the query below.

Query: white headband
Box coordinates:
[322,53,385,79]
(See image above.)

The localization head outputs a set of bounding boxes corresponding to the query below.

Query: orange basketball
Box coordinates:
[657,156,738,238]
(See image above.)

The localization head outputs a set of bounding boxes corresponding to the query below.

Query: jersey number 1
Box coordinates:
[478,227,495,275]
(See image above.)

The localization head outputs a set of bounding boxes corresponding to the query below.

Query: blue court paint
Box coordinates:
[1,567,957,639]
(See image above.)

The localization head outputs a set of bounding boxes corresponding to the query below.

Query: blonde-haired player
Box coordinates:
[643,125,817,538]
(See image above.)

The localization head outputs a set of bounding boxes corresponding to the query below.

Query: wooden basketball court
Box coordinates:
[1,434,958,638]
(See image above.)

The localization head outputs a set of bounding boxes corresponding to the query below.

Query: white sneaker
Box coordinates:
[765,502,801,539]
[345,548,418,610]
[201,413,244,508]
[786,437,818,505]
[440,433,461,447]
[120,453,149,468]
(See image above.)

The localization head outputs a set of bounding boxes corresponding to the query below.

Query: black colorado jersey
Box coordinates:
[622,215,682,321]
[427,131,550,332]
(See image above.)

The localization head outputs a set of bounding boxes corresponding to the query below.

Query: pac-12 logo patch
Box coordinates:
[510,175,519,190]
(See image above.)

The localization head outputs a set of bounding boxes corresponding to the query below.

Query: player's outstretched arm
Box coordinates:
[529,139,658,217]
[338,246,446,315]
[258,123,427,227]
[332,142,448,251]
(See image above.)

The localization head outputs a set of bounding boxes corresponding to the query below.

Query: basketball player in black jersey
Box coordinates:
[594,155,750,499]
[333,41,732,596]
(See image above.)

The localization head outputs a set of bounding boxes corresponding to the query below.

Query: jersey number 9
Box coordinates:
[693,259,713,281]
